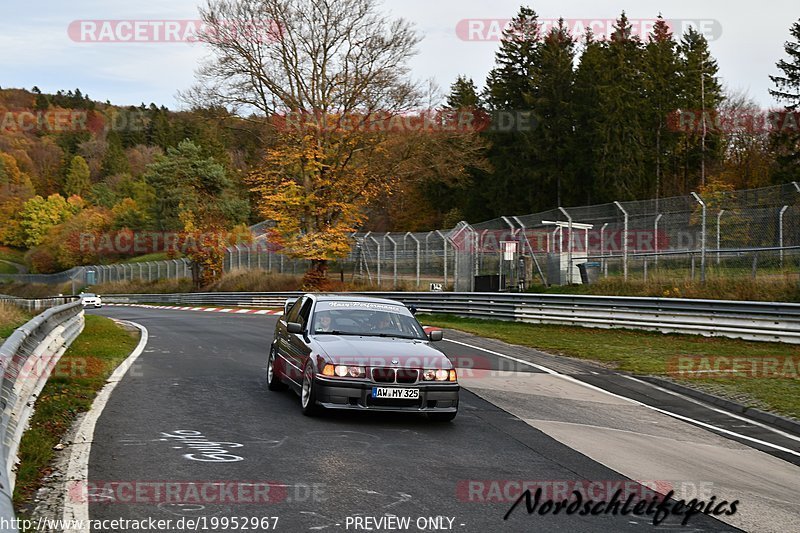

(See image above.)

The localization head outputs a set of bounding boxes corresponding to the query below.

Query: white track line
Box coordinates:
[444,338,800,458]
[62,320,149,531]
[621,374,800,444]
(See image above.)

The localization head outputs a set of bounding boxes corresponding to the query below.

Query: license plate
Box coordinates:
[371,387,419,399]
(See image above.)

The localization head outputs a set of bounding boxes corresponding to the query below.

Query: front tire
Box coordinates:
[300,363,320,416]
[267,347,286,391]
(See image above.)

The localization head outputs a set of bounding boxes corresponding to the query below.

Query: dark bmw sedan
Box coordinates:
[268,294,459,421]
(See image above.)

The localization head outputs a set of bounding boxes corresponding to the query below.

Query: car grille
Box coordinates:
[371,368,419,384]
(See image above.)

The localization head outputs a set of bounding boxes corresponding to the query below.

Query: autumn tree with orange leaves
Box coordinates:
[187,0,483,287]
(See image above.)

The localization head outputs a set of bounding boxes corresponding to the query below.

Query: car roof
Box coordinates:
[310,294,404,306]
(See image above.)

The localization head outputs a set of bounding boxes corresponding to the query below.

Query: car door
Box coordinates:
[289,298,314,383]
[286,297,314,386]
[276,296,304,384]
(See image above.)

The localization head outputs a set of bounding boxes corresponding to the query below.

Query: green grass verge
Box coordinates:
[0,261,19,274]
[0,246,26,264]
[12,315,140,508]
[0,304,31,340]
[420,314,800,420]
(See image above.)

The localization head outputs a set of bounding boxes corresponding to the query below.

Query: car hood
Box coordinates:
[312,336,452,369]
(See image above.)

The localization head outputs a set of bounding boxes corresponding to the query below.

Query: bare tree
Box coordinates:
[186,0,422,123]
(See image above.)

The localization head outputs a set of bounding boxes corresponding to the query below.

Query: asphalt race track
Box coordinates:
[82,306,800,532]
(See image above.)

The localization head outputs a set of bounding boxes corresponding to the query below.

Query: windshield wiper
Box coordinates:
[316,331,417,339]
[358,332,418,339]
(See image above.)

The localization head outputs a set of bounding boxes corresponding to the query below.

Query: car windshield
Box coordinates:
[311,301,426,339]
[82,293,96,298]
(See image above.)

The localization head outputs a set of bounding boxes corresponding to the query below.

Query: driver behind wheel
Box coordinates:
[315,311,335,333]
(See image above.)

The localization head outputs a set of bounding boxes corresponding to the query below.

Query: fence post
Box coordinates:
[690,192,706,283]
[780,205,789,268]
[468,225,478,292]
[385,233,397,289]
[614,202,629,281]
[435,230,447,287]
[654,214,663,272]
[405,232,421,288]
[558,207,573,284]
[716,209,724,266]
[368,234,381,287]
[601,222,609,278]
[425,232,432,269]
[479,229,488,271]
[512,216,547,286]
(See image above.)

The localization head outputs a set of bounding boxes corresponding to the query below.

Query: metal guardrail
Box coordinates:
[102,292,800,344]
[0,301,85,531]
[0,295,79,312]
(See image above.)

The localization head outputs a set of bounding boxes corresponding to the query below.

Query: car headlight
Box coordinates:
[422,369,453,381]
[333,365,365,378]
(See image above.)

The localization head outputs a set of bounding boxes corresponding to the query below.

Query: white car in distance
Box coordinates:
[79,293,103,308]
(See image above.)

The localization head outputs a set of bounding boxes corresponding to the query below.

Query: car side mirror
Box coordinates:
[428,330,443,342]
[287,322,304,334]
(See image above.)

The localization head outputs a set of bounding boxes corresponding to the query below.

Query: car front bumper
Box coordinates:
[313,376,459,413]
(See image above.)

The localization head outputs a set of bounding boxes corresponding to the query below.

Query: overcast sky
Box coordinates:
[1,1,797,110]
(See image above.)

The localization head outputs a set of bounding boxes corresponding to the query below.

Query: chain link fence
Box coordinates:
[1,182,799,291]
